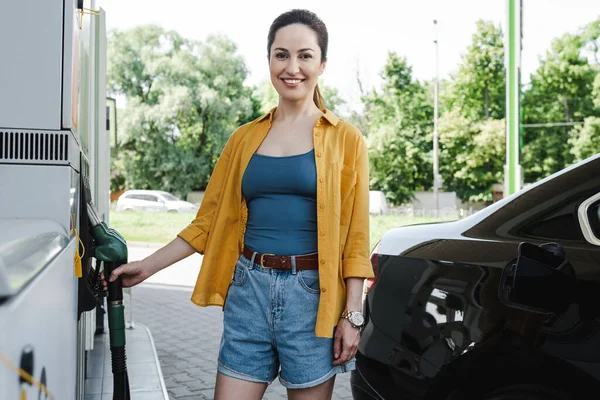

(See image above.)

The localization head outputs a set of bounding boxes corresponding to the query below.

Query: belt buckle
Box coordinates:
[260,253,275,268]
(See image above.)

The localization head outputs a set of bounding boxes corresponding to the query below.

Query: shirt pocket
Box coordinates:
[333,163,357,226]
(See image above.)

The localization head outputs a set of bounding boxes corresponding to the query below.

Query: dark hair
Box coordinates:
[267,9,328,110]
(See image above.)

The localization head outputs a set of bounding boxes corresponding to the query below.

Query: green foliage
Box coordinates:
[438,110,505,202]
[445,20,505,121]
[522,31,599,182]
[593,72,600,109]
[107,25,261,197]
[319,82,346,113]
[363,52,433,205]
[569,117,600,162]
[368,125,431,205]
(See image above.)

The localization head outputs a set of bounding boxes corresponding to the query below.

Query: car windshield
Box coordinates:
[160,193,180,201]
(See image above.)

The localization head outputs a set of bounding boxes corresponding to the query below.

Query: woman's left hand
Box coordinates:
[333,317,360,365]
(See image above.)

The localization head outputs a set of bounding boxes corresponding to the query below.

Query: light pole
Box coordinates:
[505,0,522,196]
[433,20,440,218]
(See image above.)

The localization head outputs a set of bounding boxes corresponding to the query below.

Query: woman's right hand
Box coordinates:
[99,260,151,289]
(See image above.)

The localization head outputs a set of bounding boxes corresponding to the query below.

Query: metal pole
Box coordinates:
[433,20,440,217]
[505,0,522,196]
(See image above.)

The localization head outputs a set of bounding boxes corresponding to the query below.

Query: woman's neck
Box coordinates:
[274,97,324,122]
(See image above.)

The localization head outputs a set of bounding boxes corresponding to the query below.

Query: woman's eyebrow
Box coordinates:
[273,47,315,53]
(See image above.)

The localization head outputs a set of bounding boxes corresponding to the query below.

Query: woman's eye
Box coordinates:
[276,53,287,59]
[300,54,312,59]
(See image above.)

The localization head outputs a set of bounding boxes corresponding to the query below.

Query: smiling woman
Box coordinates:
[105,9,375,400]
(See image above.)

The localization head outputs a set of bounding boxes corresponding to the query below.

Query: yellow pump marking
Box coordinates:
[0,352,55,400]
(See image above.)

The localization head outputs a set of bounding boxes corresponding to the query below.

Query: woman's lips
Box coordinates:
[281,78,304,88]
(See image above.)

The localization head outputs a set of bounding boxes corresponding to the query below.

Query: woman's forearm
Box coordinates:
[345,277,365,312]
[143,236,197,275]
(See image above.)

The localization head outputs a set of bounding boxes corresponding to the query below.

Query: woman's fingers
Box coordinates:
[333,319,360,365]
[333,329,342,360]
[99,271,108,291]
[109,264,127,282]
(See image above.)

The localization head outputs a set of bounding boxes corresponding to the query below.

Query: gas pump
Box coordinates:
[0,0,127,398]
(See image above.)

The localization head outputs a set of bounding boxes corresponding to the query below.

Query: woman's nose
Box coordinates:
[285,59,300,75]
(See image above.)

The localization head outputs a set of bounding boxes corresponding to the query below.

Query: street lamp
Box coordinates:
[433,20,440,218]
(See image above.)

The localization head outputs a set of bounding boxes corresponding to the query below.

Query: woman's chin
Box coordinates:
[276,92,311,103]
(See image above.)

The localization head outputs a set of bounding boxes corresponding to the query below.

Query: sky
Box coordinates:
[96,0,600,114]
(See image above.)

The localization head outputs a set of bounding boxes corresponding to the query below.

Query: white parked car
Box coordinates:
[115,190,199,213]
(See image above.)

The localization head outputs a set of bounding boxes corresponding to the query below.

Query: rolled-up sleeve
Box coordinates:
[177,135,234,254]
[342,135,375,280]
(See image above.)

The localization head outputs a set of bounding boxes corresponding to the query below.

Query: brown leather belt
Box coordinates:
[242,246,319,270]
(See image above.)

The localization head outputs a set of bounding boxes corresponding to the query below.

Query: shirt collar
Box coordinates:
[258,107,340,126]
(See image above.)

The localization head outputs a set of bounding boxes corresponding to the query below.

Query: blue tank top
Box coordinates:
[241,149,318,256]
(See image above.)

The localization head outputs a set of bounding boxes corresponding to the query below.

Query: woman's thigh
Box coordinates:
[276,269,353,389]
[287,375,336,400]
[214,372,268,400]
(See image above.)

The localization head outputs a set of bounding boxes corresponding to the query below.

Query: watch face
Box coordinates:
[351,313,365,326]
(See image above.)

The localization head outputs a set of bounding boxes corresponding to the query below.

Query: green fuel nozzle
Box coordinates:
[87,204,128,264]
[86,203,131,400]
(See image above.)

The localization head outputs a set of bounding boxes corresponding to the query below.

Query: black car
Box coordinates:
[352,153,600,400]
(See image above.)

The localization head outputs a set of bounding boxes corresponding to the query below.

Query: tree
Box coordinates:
[445,20,505,121]
[522,32,599,182]
[438,110,505,202]
[107,25,261,197]
[581,17,600,67]
[319,82,346,113]
[594,73,600,109]
[363,52,433,205]
[569,117,600,162]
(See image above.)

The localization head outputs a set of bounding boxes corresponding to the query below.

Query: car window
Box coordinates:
[161,193,180,201]
[520,198,585,242]
[126,194,142,200]
[588,200,600,238]
[144,195,159,202]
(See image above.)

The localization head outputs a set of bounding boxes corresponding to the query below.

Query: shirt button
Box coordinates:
[321,288,326,293]
[320,204,325,209]
[315,132,321,136]
[319,232,325,237]
[320,260,326,265]
[319,178,325,183]
[317,152,322,157]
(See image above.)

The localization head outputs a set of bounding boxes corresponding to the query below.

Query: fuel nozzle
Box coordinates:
[85,202,128,297]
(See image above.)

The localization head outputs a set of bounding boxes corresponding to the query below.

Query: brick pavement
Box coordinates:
[132,285,354,400]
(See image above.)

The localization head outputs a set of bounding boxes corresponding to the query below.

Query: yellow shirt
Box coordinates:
[177,107,374,338]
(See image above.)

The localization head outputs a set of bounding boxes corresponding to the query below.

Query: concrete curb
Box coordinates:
[127,241,166,249]
[140,323,170,400]
[140,282,194,292]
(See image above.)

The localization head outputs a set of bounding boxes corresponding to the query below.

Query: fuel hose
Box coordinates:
[87,204,130,400]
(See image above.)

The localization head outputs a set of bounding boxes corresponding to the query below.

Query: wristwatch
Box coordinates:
[341,310,365,329]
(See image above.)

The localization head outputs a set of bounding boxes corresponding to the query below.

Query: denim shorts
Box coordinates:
[217,252,355,389]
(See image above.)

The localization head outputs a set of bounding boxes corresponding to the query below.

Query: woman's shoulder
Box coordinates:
[334,119,363,138]
[327,114,367,152]
[322,110,362,138]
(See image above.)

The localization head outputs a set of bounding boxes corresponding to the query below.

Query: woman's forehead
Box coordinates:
[272,24,319,50]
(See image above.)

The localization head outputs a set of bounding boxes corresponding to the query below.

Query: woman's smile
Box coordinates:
[281,77,305,88]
